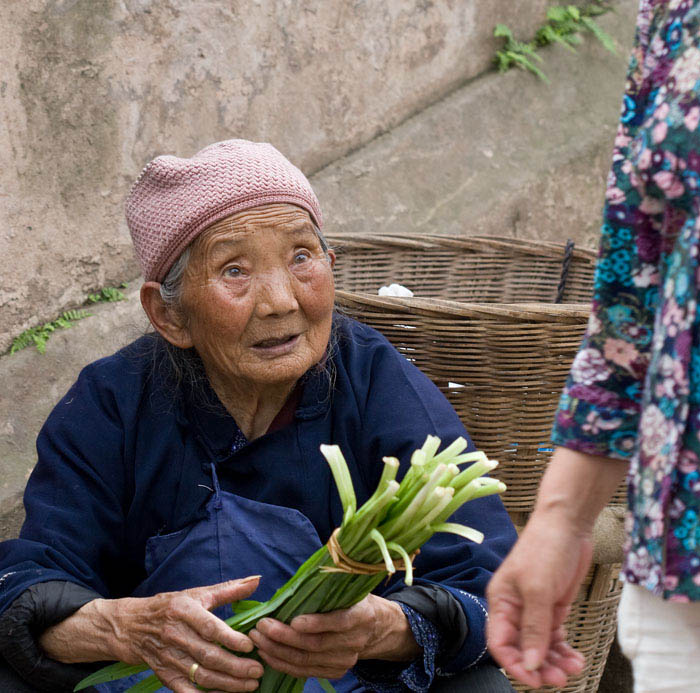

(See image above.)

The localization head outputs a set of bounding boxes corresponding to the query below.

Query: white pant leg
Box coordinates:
[617,582,700,693]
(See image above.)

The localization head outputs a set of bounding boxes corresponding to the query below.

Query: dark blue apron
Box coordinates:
[95,465,363,692]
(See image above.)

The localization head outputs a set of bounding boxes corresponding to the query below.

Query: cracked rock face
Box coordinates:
[1,0,562,353]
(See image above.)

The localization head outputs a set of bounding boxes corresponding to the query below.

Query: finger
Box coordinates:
[487,595,545,688]
[153,665,200,693]
[256,647,349,681]
[536,660,570,690]
[488,624,524,671]
[519,585,555,672]
[154,646,261,693]
[512,641,583,690]
[486,596,523,668]
[250,627,356,671]
[543,649,583,677]
[183,634,264,681]
[158,616,263,680]
[548,624,586,671]
[192,665,260,692]
[253,618,328,652]
[190,576,262,612]
[489,606,578,691]
[552,641,586,675]
[498,658,544,690]
[289,606,357,634]
[545,648,585,678]
[552,637,583,658]
[174,601,256,654]
[162,671,251,693]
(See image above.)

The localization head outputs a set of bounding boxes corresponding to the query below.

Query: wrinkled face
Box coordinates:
[178,203,335,389]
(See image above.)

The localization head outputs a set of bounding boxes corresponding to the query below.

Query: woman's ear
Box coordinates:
[140,282,193,349]
[327,249,336,269]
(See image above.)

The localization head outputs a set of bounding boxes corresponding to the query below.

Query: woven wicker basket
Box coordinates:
[331,234,596,304]
[328,233,625,693]
[329,234,626,512]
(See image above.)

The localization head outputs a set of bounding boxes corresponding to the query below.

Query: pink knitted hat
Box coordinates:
[126,139,323,282]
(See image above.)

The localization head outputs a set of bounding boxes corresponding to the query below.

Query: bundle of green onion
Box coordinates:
[76,435,504,693]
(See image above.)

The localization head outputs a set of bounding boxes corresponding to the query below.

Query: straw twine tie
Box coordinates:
[321,528,419,575]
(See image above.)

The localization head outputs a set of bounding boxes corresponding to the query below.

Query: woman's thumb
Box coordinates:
[200,575,262,609]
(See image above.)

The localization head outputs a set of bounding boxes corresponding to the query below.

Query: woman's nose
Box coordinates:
[255,271,299,317]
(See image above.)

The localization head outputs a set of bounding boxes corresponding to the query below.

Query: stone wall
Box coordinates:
[2,0,564,354]
[0,0,639,539]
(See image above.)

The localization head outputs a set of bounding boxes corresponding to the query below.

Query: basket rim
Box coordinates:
[326,233,598,263]
[335,290,591,322]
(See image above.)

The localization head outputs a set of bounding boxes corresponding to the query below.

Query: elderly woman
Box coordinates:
[0,140,516,693]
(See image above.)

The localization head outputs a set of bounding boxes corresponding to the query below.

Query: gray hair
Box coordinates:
[159,247,190,309]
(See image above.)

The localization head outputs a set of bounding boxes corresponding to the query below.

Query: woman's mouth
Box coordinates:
[251,333,301,356]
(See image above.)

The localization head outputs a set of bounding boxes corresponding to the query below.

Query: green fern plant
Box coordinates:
[10,309,92,355]
[494,24,548,82]
[87,282,128,304]
[9,282,129,356]
[494,2,616,82]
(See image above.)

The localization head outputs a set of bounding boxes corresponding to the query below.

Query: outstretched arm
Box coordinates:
[487,447,628,689]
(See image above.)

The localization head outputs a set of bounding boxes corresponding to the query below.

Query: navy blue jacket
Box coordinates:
[0,316,516,674]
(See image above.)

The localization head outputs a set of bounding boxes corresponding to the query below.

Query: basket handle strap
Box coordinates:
[555,240,576,304]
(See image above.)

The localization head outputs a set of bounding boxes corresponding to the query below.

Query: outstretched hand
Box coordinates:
[486,514,592,689]
[487,446,628,688]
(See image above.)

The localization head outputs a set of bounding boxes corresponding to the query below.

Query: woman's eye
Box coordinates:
[294,251,311,264]
[224,266,242,277]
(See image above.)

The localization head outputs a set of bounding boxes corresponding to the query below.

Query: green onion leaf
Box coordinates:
[320,444,357,520]
[420,435,441,460]
[387,541,415,585]
[369,529,395,573]
[124,673,163,692]
[73,662,149,689]
[433,522,484,544]
[380,456,400,486]
[410,449,427,468]
[232,600,263,612]
[450,458,498,490]
[417,486,455,528]
[449,450,490,467]
[430,436,468,464]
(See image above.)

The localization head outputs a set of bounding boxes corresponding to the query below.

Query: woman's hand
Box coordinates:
[248,594,420,680]
[40,576,264,693]
[486,514,591,689]
[486,447,628,689]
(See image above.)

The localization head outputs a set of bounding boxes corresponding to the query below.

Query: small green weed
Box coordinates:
[10,310,92,355]
[87,282,128,304]
[494,3,617,82]
[494,24,548,82]
[9,282,129,355]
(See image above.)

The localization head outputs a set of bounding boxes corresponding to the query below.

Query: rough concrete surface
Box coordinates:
[315,2,638,249]
[1,1,639,539]
[0,0,564,355]
[0,284,148,538]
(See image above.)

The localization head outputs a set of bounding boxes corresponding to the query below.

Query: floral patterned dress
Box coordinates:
[552,0,700,600]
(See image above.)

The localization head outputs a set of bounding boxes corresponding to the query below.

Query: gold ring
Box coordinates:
[189,662,200,684]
